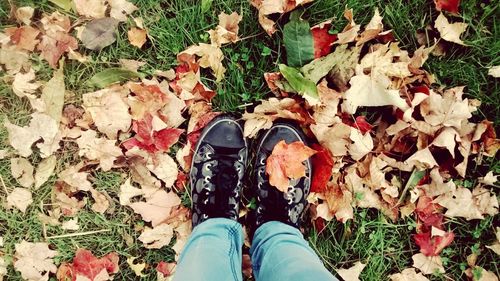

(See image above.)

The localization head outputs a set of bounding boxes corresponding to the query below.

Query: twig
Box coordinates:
[0,174,8,194]
[46,229,111,239]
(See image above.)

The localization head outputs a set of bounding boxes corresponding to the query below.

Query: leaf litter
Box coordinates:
[0,0,498,280]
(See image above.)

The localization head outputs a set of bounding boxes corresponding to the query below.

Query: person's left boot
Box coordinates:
[189,115,248,227]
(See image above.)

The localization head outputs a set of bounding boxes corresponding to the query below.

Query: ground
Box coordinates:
[0,0,498,280]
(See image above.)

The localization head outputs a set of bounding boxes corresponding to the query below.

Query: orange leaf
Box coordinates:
[266,140,316,192]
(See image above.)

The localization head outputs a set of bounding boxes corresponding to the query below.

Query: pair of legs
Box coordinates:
[173,116,338,281]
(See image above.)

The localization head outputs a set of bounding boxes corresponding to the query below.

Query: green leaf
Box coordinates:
[279,64,319,105]
[283,11,315,67]
[49,0,72,11]
[301,45,348,84]
[81,18,119,51]
[398,168,426,205]
[87,68,140,88]
[201,0,214,13]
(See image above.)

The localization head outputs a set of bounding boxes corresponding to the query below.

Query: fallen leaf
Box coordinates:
[91,189,110,214]
[139,223,174,249]
[311,21,337,58]
[56,249,119,281]
[472,266,499,281]
[390,268,430,281]
[488,66,500,78]
[310,144,334,193]
[434,13,468,45]
[434,187,485,220]
[283,12,315,67]
[130,189,182,226]
[209,12,242,46]
[315,184,354,222]
[41,65,65,123]
[128,27,147,48]
[12,69,42,101]
[7,188,33,213]
[266,140,317,192]
[434,0,460,14]
[81,18,119,50]
[76,129,122,171]
[11,157,34,188]
[119,59,145,72]
[119,178,144,206]
[34,155,57,189]
[146,153,179,188]
[310,122,351,157]
[405,147,438,169]
[472,187,499,217]
[13,241,58,281]
[109,0,138,21]
[0,45,30,74]
[335,9,361,45]
[5,26,40,51]
[82,86,132,139]
[349,127,374,161]
[61,218,79,230]
[486,227,500,256]
[58,164,92,191]
[74,0,107,18]
[87,68,140,88]
[49,0,72,10]
[412,253,445,275]
[279,64,319,105]
[126,257,146,277]
[156,261,176,279]
[15,6,35,25]
[336,261,366,281]
[178,43,225,82]
[0,257,6,280]
[414,231,454,256]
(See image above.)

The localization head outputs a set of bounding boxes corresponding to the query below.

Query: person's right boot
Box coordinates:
[253,122,312,229]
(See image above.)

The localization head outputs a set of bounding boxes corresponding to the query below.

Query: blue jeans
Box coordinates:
[173,218,338,281]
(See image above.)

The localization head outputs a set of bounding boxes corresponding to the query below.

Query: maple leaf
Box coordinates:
[209,12,242,47]
[80,18,120,51]
[83,86,132,139]
[37,12,78,68]
[119,178,144,206]
[5,26,40,51]
[315,184,354,222]
[420,87,472,128]
[7,187,33,213]
[480,171,498,186]
[58,164,93,192]
[434,13,468,45]
[390,268,430,281]
[311,21,337,58]
[349,127,374,161]
[336,261,366,281]
[35,155,57,189]
[488,66,500,78]
[90,189,110,214]
[12,68,40,99]
[128,27,147,48]
[76,130,122,171]
[156,262,176,280]
[310,144,334,193]
[412,253,445,275]
[130,189,182,226]
[74,0,107,18]
[434,186,498,220]
[13,240,58,281]
[126,257,146,277]
[56,249,119,281]
[310,122,351,157]
[178,43,226,82]
[434,0,460,14]
[15,6,35,25]
[139,223,174,249]
[357,8,384,45]
[41,64,65,123]
[266,140,316,192]
[414,231,454,256]
[335,9,361,45]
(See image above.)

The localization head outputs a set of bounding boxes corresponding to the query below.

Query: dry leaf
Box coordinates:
[179,43,225,82]
[74,0,107,18]
[15,6,35,25]
[434,13,468,45]
[5,26,40,51]
[479,171,498,186]
[12,68,40,98]
[311,122,351,157]
[130,190,181,226]
[138,223,174,249]
[11,157,34,188]
[109,0,138,21]
[41,65,65,123]
[7,188,33,213]
[488,66,500,78]
[472,267,499,281]
[405,147,438,169]
[13,240,58,281]
[337,261,366,281]
[58,164,92,191]
[61,218,79,230]
[349,128,374,161]
[266,141,316,192]
[336,9,361,45]
[128,28,147,48]
[91,189,110,214]
[486,227,500,256]
[119,178,144,206]
[83,86,132,139]
[126,257,146,277]
[435,187,485,220]
[412,253,445,275]
[119,59,146,72]
[146,153,178,188]
[390,268,430,281]
[251,0,314,36]
[34,155,57,189]
[209,12,242,46]
[0,256,6,280]
[76,130,122,171]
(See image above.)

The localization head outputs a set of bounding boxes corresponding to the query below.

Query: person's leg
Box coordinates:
[173,115,248,281]
[251,122,338,281]
[250,221,338,281]
[173,218,244,281]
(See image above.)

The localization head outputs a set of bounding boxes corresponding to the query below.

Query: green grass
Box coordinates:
[0,0,499,280]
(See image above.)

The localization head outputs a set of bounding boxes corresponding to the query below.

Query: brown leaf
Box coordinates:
[76,130,122,171]
[139,223,174,249]
[12,68,40,99]
[5,26,40,51]
[336,261,366,281]
[34,155,57,189]
[11,157,34,188]
[178,43,225,82]
[266,140,316,192]
[91,189,110,214]
[412,253,445,275]
[209,12,242,46]
[434,13,468,45]
[15,6,35,25]
[128,27,147,48]
[13,241,58,280]
[109,0,138,21]
[74,0,107,18]
[130,190,182,227]
[390,268,430,281]
[7,188,33,213]
[119,178,144,206]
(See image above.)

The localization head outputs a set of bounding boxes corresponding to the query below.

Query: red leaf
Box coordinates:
[310,144,334,193]
[409,85,430,96]
[153,128,184,151]
[414,231,455,256]
[186,112,222,145]
[311,23,337,58]
[56,249,119,281]
[156,261,176,277]
[175,171,188,191]
[434,0,460,14]
[313,217,327,233]
[416,196,444,232]
[342,114,374,134]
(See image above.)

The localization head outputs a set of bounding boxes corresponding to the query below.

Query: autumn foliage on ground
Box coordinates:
[0,0,499,280]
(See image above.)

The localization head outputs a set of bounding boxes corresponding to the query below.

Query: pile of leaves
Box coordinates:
[0,0,498,280]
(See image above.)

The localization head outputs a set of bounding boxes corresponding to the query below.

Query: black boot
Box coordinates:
[254,122,312,229]
[190,115,248,227]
